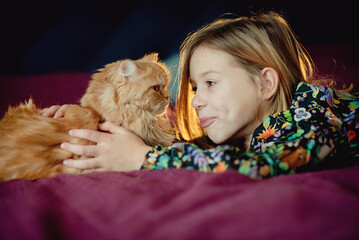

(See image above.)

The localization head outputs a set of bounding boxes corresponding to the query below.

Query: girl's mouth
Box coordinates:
[200,117,215,128]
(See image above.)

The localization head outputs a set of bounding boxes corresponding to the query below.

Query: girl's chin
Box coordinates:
[207,132,228,145]
[208,131,245,146]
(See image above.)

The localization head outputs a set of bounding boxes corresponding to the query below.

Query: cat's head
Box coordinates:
[82,53,171,118]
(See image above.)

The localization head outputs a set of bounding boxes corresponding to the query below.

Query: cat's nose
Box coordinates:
[165,96,169,101]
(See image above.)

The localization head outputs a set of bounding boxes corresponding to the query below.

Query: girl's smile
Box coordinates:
[200,117,216,128]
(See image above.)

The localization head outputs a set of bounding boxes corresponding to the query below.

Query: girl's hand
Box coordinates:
[61,122,152,172]
[39,104,75,118]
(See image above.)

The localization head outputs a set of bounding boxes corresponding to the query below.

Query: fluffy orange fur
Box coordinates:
[0,53,174,180]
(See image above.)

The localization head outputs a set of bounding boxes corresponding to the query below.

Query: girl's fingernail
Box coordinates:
[60,143,65,149]
[69,130,73,135]
[63,160,68,165]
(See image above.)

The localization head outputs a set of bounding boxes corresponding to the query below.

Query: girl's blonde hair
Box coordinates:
[175,12,316,143]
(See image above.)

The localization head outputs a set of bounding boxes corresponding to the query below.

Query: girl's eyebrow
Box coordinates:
[200,70,220,77]
[190,70,220,84]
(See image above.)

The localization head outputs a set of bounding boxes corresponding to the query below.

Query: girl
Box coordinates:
[42,12,359,179]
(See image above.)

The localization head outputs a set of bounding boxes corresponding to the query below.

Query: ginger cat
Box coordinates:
[0,53,174,180]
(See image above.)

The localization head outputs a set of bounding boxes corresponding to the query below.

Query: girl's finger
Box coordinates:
[69,129,107,143]
[39,107,48,114]
[99,121,129,135]
[61,142,99,157]
[54,105,70,119]
[40,105,60,117]
[63,158,102,169]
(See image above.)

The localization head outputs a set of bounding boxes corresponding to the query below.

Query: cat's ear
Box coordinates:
[119,60,136,80]
[142,53,158,62]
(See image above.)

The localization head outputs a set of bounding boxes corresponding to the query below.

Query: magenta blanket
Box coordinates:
[1,167,359,239]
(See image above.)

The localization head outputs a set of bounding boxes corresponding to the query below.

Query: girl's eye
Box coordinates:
[206,81,216,87]
[153,85,160,92]
[191,86,197,93]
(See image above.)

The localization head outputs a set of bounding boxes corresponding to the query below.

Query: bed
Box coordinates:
[1,44,359,239]
[1,168,359,239]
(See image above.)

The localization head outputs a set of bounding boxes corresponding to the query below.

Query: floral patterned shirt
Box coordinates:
[142,82,359,179]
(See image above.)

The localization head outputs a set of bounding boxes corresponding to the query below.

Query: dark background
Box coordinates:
[1,0,358,76]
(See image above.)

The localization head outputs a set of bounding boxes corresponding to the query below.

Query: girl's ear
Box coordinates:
[260,67,279,100]
[142,53,158,62]
[119,60,136,80]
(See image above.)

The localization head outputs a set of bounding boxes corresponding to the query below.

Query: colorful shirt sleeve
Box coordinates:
[142,82,359,179]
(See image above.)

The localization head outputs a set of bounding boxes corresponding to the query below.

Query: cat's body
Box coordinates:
[0,54,174,180]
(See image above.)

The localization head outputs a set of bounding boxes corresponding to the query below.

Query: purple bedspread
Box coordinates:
[1,167,359,239]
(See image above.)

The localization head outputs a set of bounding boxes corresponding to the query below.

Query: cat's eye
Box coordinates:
[153,85,160,92]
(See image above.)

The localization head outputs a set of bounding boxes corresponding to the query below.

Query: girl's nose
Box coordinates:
[191,92,206,110]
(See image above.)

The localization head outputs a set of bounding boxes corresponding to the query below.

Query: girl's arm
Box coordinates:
[61,122,151,171]
[143,120,346,179]
[40,105,152,171]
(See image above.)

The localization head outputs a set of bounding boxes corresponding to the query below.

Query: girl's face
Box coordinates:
[189,46,264,144]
